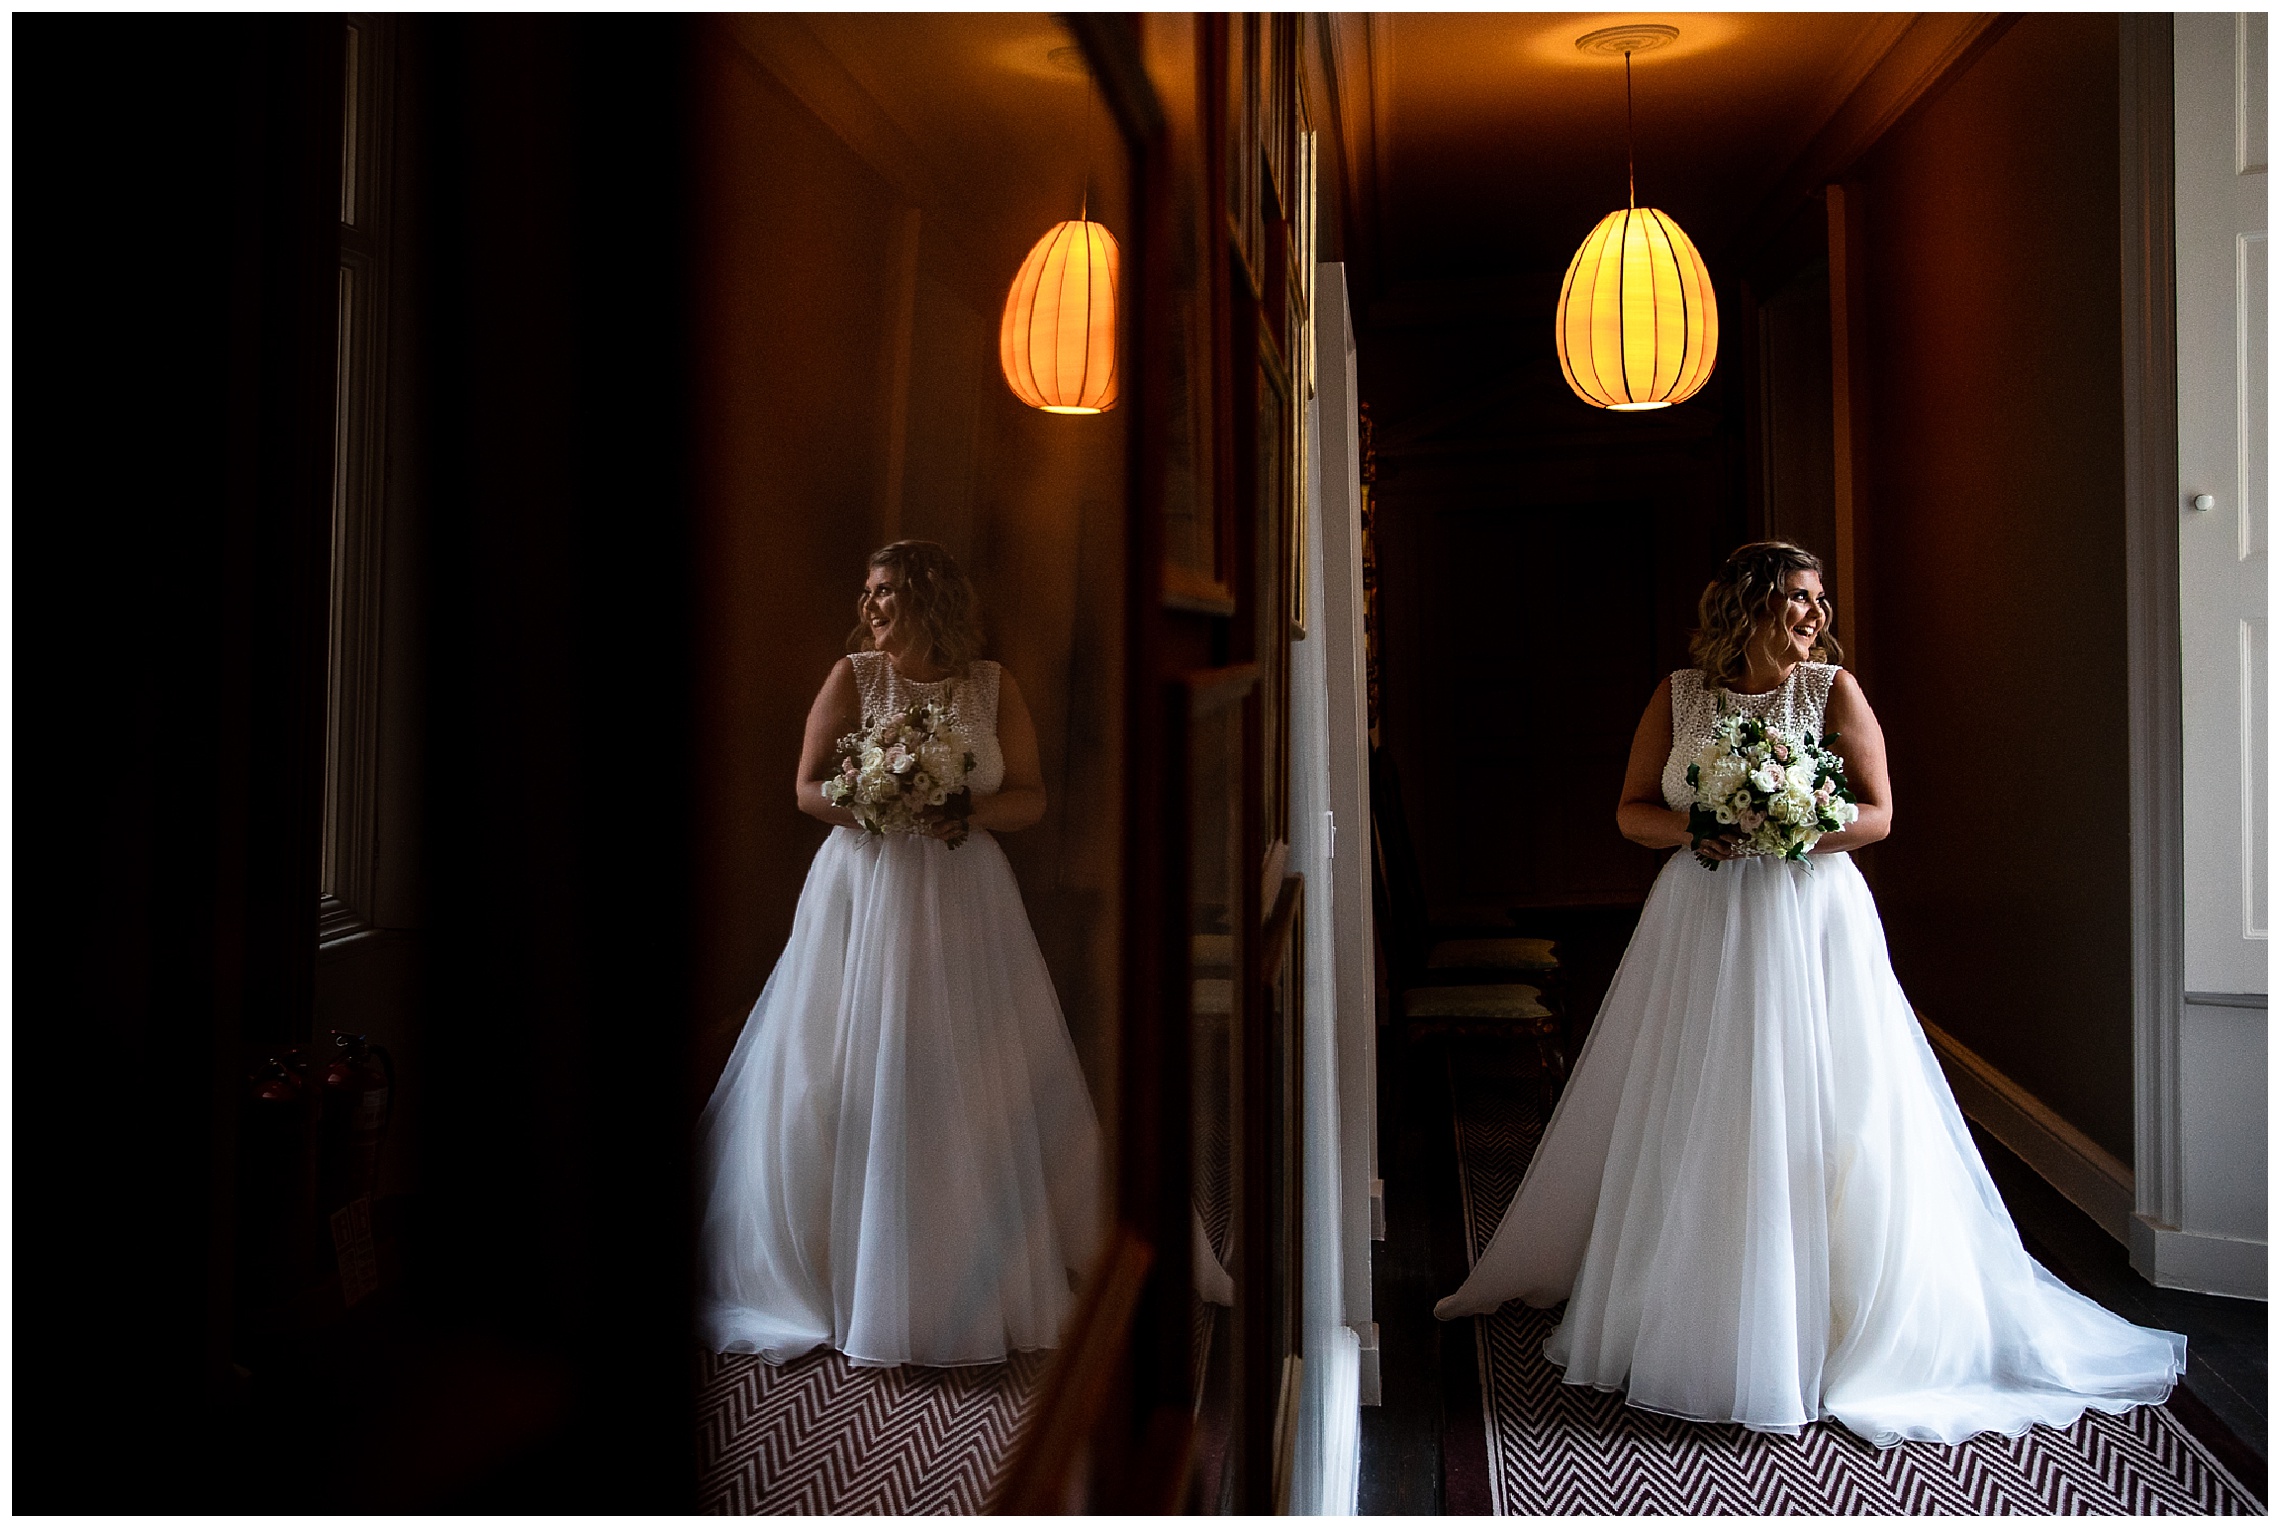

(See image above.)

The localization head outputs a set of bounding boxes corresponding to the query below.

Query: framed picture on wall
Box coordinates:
[1226,14,1263,297]
[1260,15,1293,228]
[1154,12,1234,616]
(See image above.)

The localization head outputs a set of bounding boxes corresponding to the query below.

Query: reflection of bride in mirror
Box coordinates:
[697,539,1102,1367]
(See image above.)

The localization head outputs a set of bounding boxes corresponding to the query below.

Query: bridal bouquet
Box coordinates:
[824,702,978,848]
[1683,715,1858,870]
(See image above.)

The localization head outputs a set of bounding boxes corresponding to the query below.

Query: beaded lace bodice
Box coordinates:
[1661,663,1839,810]
[850,651,1006,796]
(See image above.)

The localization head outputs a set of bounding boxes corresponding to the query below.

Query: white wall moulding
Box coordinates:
[2127,1219,2268,1302]
[2120,8,2190,1282]
[1921,1016,2135,1244]
[1734,13,2009,255]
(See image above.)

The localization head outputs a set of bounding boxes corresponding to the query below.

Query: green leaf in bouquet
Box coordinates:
[1686,804,1729,870]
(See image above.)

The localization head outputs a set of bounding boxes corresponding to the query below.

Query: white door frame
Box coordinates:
[2122,13,2268,1301]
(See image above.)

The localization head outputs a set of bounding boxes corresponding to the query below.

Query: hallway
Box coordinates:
[1352,8,2269,1516]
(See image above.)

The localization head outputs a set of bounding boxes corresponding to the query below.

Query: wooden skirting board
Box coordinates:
[1917,1013,2137,1245]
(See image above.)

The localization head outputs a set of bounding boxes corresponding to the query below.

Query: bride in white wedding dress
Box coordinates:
[697,540,1101,1368]
[1438,541,2184,1448]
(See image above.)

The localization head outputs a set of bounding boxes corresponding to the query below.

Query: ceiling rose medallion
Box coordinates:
[1572,22,1679,58]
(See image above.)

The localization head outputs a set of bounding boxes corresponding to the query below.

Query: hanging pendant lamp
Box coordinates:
[999,216,1120,414]
[1554,26,1719,411]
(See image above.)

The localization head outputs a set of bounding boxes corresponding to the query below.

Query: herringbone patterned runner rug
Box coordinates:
[696,1346,1046,1514]
[1451,1060,2262,1514]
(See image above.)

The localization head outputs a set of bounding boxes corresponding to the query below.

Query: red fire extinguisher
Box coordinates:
[318,1030,394,1215]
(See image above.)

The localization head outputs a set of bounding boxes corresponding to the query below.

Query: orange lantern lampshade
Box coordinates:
[1554,205,1719,411]
[999,218,1119,414]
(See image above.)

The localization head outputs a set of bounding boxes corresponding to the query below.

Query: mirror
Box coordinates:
[687,14,1129,1511]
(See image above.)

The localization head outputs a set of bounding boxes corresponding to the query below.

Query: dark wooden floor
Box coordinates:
[1355,1021,1485,1515]
[1358,906,1641,1515]
[1356,901,2268,1513]
[1971,1121,2268,1500]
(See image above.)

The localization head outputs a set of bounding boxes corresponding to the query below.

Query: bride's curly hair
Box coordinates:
[847,539,985,672]
[1689,540,1842,688]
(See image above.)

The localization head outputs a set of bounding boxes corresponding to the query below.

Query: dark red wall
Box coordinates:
[1853,15,2134,1161]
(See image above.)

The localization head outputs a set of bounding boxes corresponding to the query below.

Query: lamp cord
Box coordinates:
[1081,62,1096,222]
[1625,49,1636,209]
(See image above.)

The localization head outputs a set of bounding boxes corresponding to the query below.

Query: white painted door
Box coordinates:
[2162,12,2268,1297]
[2177,13,2268,1000]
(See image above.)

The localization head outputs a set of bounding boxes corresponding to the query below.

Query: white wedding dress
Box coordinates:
[1437,663,2185,1447]
[697,651,1102,1367]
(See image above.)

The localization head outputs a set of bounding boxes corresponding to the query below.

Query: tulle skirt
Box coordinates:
[1437,850,2184,1447]
[697,826,1102,1368]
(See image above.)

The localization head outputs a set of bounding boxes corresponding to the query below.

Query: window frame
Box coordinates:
[319,13,397,947]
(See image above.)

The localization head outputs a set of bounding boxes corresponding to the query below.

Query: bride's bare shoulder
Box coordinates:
[1825,667,1879,721]
[1632,672,1676,741]
[986,661,1032,723]
[812,654,861,710]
